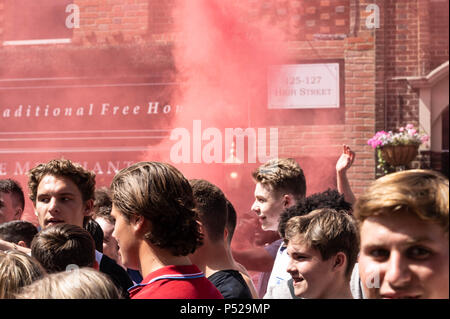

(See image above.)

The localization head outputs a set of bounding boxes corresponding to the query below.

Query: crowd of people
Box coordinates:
[0,144,448,299]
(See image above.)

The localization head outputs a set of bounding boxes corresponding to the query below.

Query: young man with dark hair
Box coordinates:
[189,179,254,299]
[110,162,223,299]
[0,220,38,248]
[92,187,120,262]
[284,208,359,298]
[92,187,143,285]
[0,159,133,297]
[31,223,96,273]
[0,179,25,223]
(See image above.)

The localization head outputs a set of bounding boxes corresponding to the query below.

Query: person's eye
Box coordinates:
[407,246,433,260]
[38,197,50,203]
[294,255,307,261]
[369,248,390,261]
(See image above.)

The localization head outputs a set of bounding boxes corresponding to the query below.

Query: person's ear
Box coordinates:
[17,240,28,248]
[332,252,347,273]
[282,194,295,208]
[224,228,229,241]
[83,199,94,217]
[15,207,23,220]
[132,215,150,237]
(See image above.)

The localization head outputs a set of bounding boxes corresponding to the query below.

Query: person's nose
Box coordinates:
[251,201,259,214]
[286,256,296,275]
[47,197,59,214]
[384,251,412,290]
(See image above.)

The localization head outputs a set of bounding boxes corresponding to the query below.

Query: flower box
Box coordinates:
[368,124,429,171]
[380,144,419,167]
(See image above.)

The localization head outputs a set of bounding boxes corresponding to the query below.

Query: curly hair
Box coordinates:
[27,159,96,204]
[252,158,306,200]
[110,162,203,256]
[278,188,352,238]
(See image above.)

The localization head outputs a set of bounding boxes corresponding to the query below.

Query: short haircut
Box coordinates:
[93,187,115,224]
[278,188,352,238]
[31,223,95,273]
[0,220,38,247]
[28,159,96,204]
[284,208,359,278]
[354,169,449,233]
[84,218,104,253]
[0,250,46,299]
[252,158,306,199]
[0,179,25,210]
[225,199,237,244]
[111,161,203,256]
[190,179,228,243]
[15,267,123,299]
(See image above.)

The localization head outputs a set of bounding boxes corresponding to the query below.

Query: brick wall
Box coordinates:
[0,0,448,196]
[374,0,448,174]
[430,0,449,70]
[73,0,149,45]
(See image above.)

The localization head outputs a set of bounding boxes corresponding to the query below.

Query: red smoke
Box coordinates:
[141,0,293,253]
[170,0,288,126]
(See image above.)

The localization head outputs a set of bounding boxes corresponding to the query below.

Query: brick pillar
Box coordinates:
[417,0,431,75]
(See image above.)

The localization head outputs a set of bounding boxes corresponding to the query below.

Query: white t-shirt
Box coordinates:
[263,241,291,299]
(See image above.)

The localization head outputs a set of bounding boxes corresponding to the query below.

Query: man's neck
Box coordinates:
[138,243,192,279]
[191,241,236,277]
[322,279,353,299]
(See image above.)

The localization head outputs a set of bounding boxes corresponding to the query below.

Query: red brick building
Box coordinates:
[0,0,448,226]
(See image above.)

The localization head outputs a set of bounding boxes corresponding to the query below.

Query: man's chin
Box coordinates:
[44,221,65,228]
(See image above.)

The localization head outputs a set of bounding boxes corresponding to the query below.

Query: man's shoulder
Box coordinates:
[207,270,252,299]
[99,253,134,291]
[264,238,283,256]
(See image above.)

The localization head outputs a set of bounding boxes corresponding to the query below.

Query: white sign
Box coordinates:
[267,63,340,109]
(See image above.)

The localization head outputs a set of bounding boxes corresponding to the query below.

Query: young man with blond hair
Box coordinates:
[284,208,359,299]
[355,169,449,299]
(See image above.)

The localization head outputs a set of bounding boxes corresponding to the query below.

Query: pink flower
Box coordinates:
[408,129,417,135]
[421,135,429,143]
[406,124,414,130]
[399,127,405,132]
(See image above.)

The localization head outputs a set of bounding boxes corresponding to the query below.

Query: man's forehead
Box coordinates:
[38,175,79,192]
[254,182,278,197]
[287,235,314,253]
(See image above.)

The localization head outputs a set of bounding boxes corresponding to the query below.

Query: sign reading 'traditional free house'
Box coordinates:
[267,63,340,109]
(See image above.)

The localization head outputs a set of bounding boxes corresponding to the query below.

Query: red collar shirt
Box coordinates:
[128,265,223,299]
